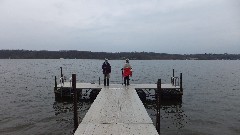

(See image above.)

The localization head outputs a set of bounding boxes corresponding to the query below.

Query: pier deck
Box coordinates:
[55,83,182,101]
[57,83,180,90]
[74,85,159,135]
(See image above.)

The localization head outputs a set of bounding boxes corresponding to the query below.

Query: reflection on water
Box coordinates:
[141,88,187,134]
[53,100,92,117]
[52,100,93,134]
[144,99,188,134]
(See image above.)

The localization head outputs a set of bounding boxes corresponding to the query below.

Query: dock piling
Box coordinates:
[171,69,175,84]
[54,76,57,91]
[156,79,161,134]
[173,69,175,77]
[72,74,78,132]
[60,67,64,84]
[180,73,183,92]
[99,77,100,85]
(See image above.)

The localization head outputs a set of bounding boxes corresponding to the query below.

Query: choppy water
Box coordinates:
[0,59,240,135]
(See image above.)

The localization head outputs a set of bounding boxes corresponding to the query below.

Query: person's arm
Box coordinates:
[109,65,111,73]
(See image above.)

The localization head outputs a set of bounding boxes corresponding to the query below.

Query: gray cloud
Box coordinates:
[0,0,239,53]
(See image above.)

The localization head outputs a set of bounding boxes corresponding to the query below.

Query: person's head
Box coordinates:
[105,58,108,62]
[126,58,129,63]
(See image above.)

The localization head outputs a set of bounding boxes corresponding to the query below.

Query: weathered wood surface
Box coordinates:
[75,123,158,135]
[74,86,159,135]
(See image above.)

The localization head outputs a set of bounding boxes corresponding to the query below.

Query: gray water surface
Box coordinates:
[0,59,240,135]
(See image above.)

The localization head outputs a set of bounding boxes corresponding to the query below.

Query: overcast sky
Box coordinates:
[0,0,239,54]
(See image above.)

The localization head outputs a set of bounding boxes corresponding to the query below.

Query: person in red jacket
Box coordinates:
[122,59,132,86]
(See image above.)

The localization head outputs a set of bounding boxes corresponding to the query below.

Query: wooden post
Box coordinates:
[99,77,100,85]
[156,79,161,134]
[72,74,78,132]
[173,69,175,77]
[171,69,175,84]
[180,73,183,92]
[60,67,63,77]
[54,76,57,91]
[60,67,64,84]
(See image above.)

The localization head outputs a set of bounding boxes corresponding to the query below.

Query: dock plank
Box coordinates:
[81,86,152,124]
[75,123,158,135]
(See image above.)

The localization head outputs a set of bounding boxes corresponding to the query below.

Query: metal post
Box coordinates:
[72,74,78,132]
[99,77,100,85]
[60,67,63,77]
[54,76,57,91]
[60,67,64,84]
[180,73,183,92]
[156,79,161,134]
[173,69,175,77]
[171,69,175,84]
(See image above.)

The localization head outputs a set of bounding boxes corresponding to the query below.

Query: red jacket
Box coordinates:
[123,67,132,77]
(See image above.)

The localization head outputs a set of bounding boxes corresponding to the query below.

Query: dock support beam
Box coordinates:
[72,74,78,132]
[180,73,183,92]
[156,79,161,134]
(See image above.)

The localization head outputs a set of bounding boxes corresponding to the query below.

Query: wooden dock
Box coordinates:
[54,83,181,134]
[53,69,183,134]
[74,84,159,135]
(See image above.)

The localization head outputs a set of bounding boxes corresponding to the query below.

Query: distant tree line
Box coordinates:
[0,49,240,60]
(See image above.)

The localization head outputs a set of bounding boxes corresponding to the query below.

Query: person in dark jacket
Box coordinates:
[102,58,111,86]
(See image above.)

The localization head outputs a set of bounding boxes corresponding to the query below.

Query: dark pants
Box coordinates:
[104,74,109,86]
[124,76,130,85]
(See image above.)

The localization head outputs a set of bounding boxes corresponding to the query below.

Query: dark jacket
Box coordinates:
[102,62,111,74]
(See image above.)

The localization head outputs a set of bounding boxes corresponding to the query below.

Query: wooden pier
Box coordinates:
[54,68,183,134]
[54,82,182,135]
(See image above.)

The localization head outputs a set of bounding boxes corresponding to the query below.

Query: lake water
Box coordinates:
[0,59,240,135]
